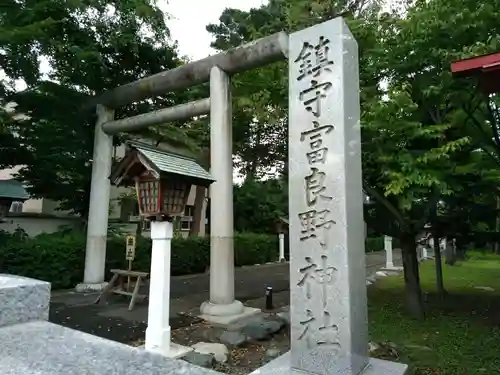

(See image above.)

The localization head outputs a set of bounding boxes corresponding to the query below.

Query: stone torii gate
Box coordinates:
[61,16,408,374]
[77,30,289,323]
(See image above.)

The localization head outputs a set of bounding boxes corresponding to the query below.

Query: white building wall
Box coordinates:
[1,139,209,236]
[0,216,81,236]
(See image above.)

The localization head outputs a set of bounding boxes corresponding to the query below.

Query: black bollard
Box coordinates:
[265,286,273,310]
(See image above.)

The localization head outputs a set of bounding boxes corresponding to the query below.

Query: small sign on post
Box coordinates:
[95,235,148,311]
[126,235,136,291]
[126,235,136,262]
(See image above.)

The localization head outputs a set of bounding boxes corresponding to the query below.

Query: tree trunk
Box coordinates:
[433,234,446,295]
[400,232,425,319]
[189,185,206,237]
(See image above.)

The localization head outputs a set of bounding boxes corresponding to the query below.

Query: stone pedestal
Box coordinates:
[0,274,50,328]
[145,220,191,358]
[0,321,217,375]
[250,352,409,375]
[0,274,213,374]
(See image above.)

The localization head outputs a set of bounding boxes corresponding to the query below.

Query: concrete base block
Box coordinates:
[75,282,108,293]
[144,325,193,359]
[249,351,409,375]
[199,305,261,325]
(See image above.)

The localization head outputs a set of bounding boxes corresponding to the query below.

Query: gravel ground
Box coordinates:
[132,318,291,375]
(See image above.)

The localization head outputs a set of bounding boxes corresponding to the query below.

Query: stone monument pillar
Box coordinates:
[251,16,408,375]
[287,16,368,375]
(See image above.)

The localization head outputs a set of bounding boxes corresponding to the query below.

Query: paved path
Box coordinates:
[167,249,401,300]
[49,250,401,344]
[51,249,401,304]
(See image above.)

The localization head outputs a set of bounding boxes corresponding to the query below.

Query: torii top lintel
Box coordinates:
[88,32,289,110]
[451,52,500,94]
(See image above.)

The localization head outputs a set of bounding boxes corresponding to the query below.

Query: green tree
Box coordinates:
[233,178,288,233]
[362,81,474,318]
[209,0,500,319]
[362,0,500,317]
[207,0,383,180]
[0,0,188,216]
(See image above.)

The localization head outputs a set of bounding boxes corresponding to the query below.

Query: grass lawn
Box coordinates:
[368,252,500,375]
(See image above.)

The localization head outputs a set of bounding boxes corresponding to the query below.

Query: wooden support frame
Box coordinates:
[94,269,149,311]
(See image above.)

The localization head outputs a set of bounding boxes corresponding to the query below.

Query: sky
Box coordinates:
[158,0,268,60]
[160,0,396,60]
[4,0,268,90]
[157,0,270,183]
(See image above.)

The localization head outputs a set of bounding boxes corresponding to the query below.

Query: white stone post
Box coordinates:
[423,247,429,259]
[384,235,394,269]
[428,237,435,258]
[77,105,114,292]
[200,66,259,323]
[279,233,286,262]
[145,220,191,358]
[416,245,423,262]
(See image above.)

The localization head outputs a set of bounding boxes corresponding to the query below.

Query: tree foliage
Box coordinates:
[0,0,188,215]
[207,0,383,180]
[208,0,500,318]
[233,178,288,233]
[3,0,500,320]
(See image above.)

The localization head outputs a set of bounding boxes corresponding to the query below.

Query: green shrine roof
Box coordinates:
[0,179,29,200]
[128,141,214,183]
